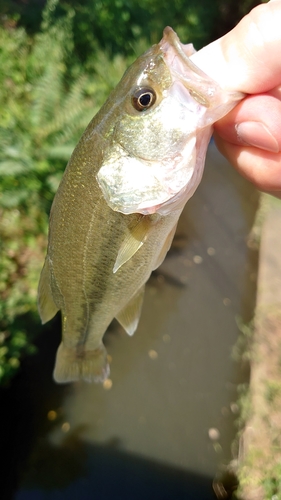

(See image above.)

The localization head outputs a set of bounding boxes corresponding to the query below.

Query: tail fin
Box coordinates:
[53,342,110,384]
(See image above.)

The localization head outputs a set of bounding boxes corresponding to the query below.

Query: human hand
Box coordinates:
[192,0,281,198]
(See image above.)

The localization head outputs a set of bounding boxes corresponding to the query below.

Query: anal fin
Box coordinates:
[38,257,59,324]
[116,286,145,336]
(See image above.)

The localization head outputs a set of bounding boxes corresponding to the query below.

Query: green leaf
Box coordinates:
[0,189,30,208]
[0,161,29,176]
[45,145,74,160]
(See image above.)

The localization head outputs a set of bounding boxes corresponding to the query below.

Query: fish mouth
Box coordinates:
[160,27,245,115]
[160,27,221,109]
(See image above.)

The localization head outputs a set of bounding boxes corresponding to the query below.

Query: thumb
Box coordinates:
[191,0,281,94]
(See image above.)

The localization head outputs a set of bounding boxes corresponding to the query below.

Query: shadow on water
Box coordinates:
[15,436,215,500]
[1,143,259,500]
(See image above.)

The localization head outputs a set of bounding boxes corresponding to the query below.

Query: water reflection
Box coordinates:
[1,143,259,499]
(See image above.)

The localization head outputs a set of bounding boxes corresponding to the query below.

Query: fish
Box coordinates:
[38,27,244,384]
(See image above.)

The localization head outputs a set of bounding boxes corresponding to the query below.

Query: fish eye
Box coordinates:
[131,87,157,111]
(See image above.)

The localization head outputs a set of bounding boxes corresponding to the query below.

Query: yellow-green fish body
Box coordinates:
[38,28,243,383]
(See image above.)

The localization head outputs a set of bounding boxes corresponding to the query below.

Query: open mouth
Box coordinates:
[160,27,223,109]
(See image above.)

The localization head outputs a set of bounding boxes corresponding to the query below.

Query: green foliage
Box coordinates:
[262,467,281,499]
[2,0,265,63]
[68,0,216,60]
[265,380,281,406]
[0,0,130,384]
[232,317,254,363]
[0,325,37,385]
[0,206,44,383]
[1,7,92,212]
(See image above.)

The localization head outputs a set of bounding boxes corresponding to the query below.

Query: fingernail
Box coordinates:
[236,121,280,153]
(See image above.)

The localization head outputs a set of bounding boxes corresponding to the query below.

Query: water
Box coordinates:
[1,143,259,500]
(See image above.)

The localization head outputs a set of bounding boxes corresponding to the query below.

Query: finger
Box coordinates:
[214,132,281,195]
[214,93,281,152]
[191,1,281,93]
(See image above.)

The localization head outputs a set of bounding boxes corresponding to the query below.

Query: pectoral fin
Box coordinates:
[113,217,152,273]
[38,258,59,324]
[116,286,145,336]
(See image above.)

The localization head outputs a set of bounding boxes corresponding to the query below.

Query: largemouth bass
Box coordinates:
[38,27,243,383]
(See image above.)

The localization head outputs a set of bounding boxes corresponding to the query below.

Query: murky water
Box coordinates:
[1,143,259,499]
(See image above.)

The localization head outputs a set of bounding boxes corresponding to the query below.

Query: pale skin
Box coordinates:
[191,0,281,198]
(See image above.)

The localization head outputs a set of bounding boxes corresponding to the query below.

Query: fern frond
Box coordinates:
[31,61,64,129]
[61,74,89,112]
[39,98,94,142]
[0,161,30,176]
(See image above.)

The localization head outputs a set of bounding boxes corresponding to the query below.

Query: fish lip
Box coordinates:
[159,27,220,108]
[160,27,245,109]
[160,27,203,78]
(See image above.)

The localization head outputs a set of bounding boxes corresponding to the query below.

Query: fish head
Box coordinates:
[97,27,244,215]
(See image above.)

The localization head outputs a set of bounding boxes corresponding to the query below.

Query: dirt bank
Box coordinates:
[237,198,281,500]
